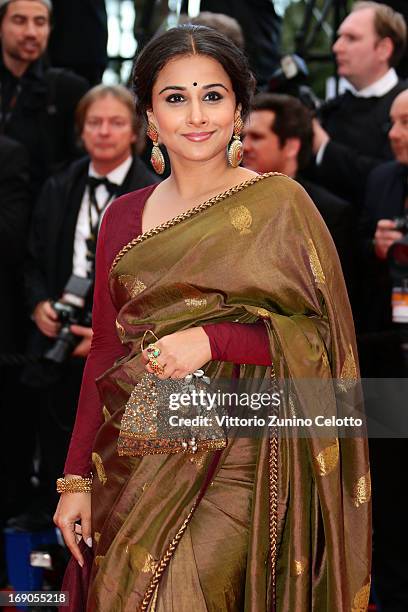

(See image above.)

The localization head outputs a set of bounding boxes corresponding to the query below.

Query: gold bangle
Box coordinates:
[56,476,93,494]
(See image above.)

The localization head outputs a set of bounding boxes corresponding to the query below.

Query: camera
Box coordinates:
[393,212,408,234]
[44,275,93,364]
[267,54,322,112]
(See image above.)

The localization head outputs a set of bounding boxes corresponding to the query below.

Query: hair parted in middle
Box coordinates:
[132,24,256,124]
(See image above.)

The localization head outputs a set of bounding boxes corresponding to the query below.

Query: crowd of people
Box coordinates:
[0,0,407,610]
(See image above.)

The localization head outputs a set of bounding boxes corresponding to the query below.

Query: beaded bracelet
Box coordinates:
[56,475,93,494]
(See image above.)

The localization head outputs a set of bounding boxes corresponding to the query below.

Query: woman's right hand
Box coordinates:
[53,485,92,568]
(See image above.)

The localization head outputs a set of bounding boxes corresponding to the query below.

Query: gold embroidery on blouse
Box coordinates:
[229,205,252,235]
[102,406,111,422]
[94,555,104,567]
[353,472,371,508]
[92,452,107,485]
[308,239,326,285]
[118,274,147,297]
[142,482,150,492]
[185,297,207,311]
[338,344,358,392]
[352,581,371,611]
[94,532,101,543]
[314,440,339,476]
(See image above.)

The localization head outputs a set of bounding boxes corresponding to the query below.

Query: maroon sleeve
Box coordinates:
[202,321,272,366]
[64,213,127,476]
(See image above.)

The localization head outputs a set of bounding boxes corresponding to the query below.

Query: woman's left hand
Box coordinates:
[141,327,211,379]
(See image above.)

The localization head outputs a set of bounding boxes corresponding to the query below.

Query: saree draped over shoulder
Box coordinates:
[87,174,371,611]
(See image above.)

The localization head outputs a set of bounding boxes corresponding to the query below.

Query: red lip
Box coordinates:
[183,131,214,142]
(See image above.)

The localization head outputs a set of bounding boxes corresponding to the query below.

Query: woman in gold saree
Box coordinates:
[54,25,371,611]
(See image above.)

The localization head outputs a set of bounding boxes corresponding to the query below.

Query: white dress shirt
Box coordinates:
[72,156,132,278]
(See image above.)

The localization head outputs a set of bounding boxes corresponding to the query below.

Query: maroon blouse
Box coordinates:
[64,185,271,476]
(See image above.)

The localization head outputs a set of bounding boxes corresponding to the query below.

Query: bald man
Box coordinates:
[358,87,408,611]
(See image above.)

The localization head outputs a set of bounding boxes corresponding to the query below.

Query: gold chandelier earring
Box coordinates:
[147,122,165,175]
[228,113,244,168]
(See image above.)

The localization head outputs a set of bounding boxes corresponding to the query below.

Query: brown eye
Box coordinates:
[166,94,185,104]
[204,91,222,102]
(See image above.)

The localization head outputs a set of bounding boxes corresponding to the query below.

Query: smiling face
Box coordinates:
[147,54,237,167]
[332,8,393,90]
[0,0,50,69]
[81,94,136,168]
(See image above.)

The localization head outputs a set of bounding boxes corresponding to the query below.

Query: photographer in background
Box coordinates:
[18,85,158,527]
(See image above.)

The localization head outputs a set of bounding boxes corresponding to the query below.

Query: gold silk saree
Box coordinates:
[87,173,371,611]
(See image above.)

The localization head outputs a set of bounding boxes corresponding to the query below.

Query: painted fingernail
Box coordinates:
[78,560,84,568]
[86,537,93,548]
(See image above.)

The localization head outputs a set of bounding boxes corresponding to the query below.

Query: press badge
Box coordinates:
[392,284,408,323]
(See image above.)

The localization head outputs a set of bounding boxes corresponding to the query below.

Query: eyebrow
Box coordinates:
[158,83,229,95]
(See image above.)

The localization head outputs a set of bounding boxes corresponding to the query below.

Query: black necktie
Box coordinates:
[85,176,119,277]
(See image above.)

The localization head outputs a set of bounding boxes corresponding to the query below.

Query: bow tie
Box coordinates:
[87,175,119,196]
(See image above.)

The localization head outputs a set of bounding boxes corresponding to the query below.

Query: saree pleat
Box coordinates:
[85,173,370,611]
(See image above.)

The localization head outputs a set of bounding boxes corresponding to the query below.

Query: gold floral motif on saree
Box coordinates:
[130,545,158,574]
[352,580,371,611]
[92,452,107,485]
[228,205,252,235]
[189,451,207,470]
[353,472,371,508]
[314,439,339,476]
[256,307,270,318]
[118,274,147,297]
[102,406,111,422]
[94,531,101,543]
[338,344,358,392]
[110,173,276,273]
[291,557,308,577]
[94,555,104,567]
[308,238,326,285]
[184,297,207,311]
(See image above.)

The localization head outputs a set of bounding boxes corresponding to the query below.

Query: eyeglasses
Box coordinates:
[84,118,132,131]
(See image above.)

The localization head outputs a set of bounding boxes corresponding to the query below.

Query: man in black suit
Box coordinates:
[358,88,408,612]
[312,1,407,204]
[0,0,89,194]
[19,85,158,525]
[243,93,354,292]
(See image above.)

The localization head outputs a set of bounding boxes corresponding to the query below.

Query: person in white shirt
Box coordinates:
[312,1,407,204]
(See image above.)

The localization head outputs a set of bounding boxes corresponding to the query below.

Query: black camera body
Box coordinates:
[394,212,408,234]
[44,275,93,364]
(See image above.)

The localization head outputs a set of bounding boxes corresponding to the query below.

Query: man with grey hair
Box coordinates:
[0,0,88,193]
